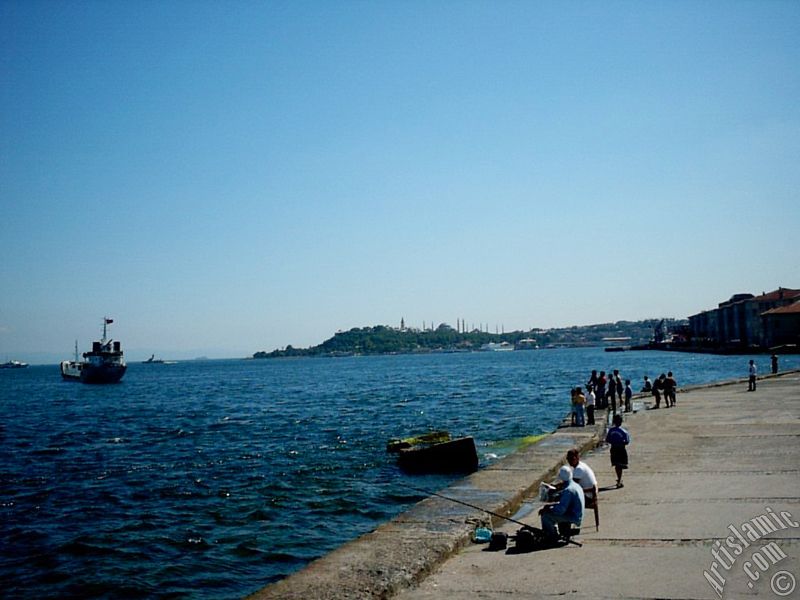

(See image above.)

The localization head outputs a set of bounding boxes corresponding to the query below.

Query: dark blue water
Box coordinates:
[2,348,795,598]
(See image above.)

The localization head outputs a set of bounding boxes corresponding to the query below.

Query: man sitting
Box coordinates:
[539,465,584,542]
[543,449,598,502]
[567,447,599,530]
[567,448,598,499]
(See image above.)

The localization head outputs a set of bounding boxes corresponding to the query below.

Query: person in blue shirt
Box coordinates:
[606,413,631,487]
[539,465,584,542]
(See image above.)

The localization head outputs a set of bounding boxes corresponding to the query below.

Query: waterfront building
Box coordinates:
[688,287,800,350]
[762,302,800,349]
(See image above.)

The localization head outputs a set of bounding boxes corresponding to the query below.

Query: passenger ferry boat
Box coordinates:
[60,318,127,384]
[479,341,514,352]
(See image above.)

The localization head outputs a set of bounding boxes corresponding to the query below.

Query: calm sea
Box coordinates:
[2,348,795,599]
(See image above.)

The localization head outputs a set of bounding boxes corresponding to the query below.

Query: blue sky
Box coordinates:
[2,1,799,362]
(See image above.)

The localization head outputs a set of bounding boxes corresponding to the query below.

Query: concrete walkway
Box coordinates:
[249,372,799,599]
[395,372,800,599]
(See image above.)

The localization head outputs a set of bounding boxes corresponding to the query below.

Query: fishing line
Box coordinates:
[407,485,583,547]
[407,485,534,530]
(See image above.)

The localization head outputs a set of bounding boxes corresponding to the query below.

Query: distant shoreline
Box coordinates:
[252,319,678,359]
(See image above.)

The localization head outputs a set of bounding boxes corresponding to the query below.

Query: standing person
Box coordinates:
[624,379,633,413]
[607,374,617,414]
[614,370,624,407]
[665,371,677,407]
[570,388,577,425]
[585,384,596,425]
[652,374,666,409]
[575,387,586,427]
[771,354,779,375]
[748,360,757,391]
[596,371,607,409]
[587,369,598,390]
[606,414,631,488]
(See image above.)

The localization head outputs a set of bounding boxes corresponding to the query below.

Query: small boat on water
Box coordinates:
[515,338,539,350]
[480,342,514,352]
[0,360,28,369]
[60,318,127,384]
[60,340,83,380]
[143,354,165,364]
[388,431,479,474]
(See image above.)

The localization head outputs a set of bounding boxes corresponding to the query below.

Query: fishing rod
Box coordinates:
[408,485,582,547]
[408,485,535,531]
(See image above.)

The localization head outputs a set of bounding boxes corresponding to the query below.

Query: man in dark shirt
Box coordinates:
[664,372,677,407]
[607,375,617,414]
[614,370,624,407]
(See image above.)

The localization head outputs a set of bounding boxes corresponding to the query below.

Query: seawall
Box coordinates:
[247,405,608,598]
[248,371,798,599]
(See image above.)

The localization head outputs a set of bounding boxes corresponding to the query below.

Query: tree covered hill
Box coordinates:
[253,319,686,359]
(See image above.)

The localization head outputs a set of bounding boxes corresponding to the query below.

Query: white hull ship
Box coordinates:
[480,342,514,352]
[0,360,28,369]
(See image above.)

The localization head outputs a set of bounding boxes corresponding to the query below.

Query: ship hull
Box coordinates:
[0,360,28,369]
[80,363,127,384]
[60,360,126,383]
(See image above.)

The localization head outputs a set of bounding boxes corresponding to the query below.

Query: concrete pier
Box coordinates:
[249,372,800,599]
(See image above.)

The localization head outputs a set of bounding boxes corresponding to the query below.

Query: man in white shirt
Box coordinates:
[566,448,598,502]
[567,448,599,531]
[585,385,596,425]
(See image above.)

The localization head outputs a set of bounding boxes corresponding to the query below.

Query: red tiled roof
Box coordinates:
[753,288,800,302]
[762,301,800,315]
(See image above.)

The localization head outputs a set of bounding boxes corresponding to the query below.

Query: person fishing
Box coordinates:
[538,465,584,543]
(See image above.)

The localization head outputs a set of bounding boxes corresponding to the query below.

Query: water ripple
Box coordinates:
[2,350,796,598]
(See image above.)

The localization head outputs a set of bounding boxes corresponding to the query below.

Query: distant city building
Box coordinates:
[688,287,800,350]
[762,302,800,349]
